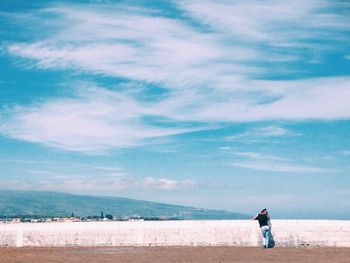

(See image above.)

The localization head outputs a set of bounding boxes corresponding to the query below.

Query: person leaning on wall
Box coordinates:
[253,208,273,248]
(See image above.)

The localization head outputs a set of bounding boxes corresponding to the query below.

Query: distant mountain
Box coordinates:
[0,190,249,220]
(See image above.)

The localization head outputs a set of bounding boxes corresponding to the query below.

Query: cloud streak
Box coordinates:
[179,0,350,48]
[2,1,350,152]
[0,84,199,153]
[229,150,333,173]
[231,161,329,173]
[0,176,197,194]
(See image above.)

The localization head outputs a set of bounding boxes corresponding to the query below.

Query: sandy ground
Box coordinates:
[1,247,350,263]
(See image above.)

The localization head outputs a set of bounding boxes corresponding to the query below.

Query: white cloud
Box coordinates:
[189,77,350,122]
[21,168,127,179]
[7,5,254,90]
[2,1,350,152]
[228,150,332,173]
[0,158,127,177]
[232,151,288,161]
[0,158,58,166]
[6,4,350,119]
[179,0,349,48]
[0,175,197,194]
[0,178,131,193]
[0,85,198,153]
[0,156,197,193]
[139,177,197,190]
[219,146,232,151]
[224,125,297,143]
[3,77,349,155]
[231,161,330,173]
[256,126,291,137]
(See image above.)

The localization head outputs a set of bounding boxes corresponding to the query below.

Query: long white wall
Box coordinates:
[1,220,349,247]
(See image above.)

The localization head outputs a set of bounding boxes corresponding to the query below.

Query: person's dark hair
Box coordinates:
[261,208,267,213]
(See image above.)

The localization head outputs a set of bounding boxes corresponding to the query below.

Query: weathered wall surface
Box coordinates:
[0,220,349,247]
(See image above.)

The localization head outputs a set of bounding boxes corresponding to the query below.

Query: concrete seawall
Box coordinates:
[1,220,349,247]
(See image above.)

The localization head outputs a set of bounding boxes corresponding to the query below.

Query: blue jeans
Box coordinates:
[261,225,270,247]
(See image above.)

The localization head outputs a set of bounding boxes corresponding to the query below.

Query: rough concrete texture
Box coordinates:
[0,220,349,247]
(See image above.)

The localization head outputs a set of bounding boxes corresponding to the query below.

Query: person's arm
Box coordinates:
[253,214,259,220]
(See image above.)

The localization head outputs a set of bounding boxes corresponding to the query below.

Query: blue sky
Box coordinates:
[1,0,350,219]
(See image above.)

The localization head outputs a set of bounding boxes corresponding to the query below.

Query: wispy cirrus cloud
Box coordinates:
[2,1,350,153]
[179,0,350,48]
[0,84,200,153]
[0,175,197,194]
[0,158,125,176]
[231,161,329,173]
[256,126,293,137]
[7,5,254,88]
[229,150,332,173]
[231,151,288,162]
[224,125,297,143]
